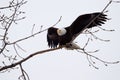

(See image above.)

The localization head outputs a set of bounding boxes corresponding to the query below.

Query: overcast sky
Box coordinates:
[0,0,120,80]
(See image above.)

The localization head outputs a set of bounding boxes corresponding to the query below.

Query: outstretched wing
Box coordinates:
[67,12,108,42]
[47,27,59,48]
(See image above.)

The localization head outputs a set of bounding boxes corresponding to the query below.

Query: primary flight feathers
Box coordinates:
[47,12,108,48]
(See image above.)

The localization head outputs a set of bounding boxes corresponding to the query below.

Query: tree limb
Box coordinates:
[0,47,61,71]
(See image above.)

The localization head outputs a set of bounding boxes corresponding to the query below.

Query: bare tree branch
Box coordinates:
[77,48,119,69]
[0,1,120,79]
[0,0,27,9]
[19,64,30,80]
[0,0,27,54]
[8,16,62,45]
[0,47,61,71]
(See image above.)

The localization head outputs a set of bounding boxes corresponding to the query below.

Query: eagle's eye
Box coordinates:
[57,28,67,36]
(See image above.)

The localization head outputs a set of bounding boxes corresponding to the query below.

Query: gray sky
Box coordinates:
[0,0,120,80]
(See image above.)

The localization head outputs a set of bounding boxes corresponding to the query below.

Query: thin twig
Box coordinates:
[98,26,115,32]
[51,16,62,27]
[31,24,35,35]
[15,43,26,52]
[0,0,27,9]
[13,44,24,59]
[87,30,110,42]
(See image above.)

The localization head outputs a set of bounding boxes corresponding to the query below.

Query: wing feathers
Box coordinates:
[68,12,108,41]
[47,27,59,48]
[47,12,108,48]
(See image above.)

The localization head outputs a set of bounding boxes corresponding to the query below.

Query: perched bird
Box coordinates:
[47,12,108,49]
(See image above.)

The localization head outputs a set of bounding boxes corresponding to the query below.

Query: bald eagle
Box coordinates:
[47,12,108,49]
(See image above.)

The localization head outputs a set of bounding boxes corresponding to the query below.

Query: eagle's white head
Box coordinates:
[57,28,67,36]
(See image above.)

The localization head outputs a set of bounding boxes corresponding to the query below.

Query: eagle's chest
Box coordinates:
[59,31,72,45]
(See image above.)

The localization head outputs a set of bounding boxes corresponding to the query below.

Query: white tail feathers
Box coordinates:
[63,42,80,50]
